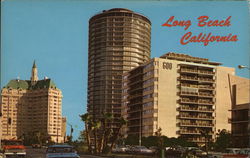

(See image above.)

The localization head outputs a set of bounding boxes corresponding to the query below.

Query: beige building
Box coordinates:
[0,61,66,143]
[122,52,239,145]
[230,76,250,147]
[87,8,151,132]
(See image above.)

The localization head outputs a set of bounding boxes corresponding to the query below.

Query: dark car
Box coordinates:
[32,144,42,148]
[46,144,80,158]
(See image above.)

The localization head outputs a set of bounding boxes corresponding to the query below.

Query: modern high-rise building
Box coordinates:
[0,61,66,143]
[87,8,151,130]
[122,52,240,145]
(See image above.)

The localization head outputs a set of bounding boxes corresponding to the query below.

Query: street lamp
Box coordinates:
[238,65,250,70]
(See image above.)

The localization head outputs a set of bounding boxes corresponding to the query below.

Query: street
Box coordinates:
[25,148,105,158]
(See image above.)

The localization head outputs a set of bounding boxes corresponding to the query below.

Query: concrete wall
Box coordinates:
[215,66,235,132]
[157,58,179,137]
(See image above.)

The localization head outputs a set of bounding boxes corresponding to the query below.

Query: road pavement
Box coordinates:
[25,148,105,158]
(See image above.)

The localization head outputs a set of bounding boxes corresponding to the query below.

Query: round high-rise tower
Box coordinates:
[87,8,151,127]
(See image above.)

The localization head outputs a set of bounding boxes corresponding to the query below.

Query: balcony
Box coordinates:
[179,122,214,127]
[179,91,198,97]
[180,83,198,88]
[127,116,141,121]
[178,76,198,82]
[177,114,214,120]
[179,130,213,135]
[127,124,140,128]
[198,70,215,76]
[179,98,198,104]
[127,93,142,99]
[198,107,214,112]
[198,77,215,83]
[179,68,198,74]
[198,85,214,90]
[178,130,200,135]
[198,100,214,105]
[198,92,214,98]
[178,106,213,113]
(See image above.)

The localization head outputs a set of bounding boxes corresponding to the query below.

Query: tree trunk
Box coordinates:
[110,127,121,151]
[99,127,105,153]
[85,124,92,154]
[94,128,98,154]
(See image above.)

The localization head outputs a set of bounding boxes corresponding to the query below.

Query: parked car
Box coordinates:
[149,146,158,154]
[223,148,249,158]
[165,146,186,157]
[187,147,207,157]
[207,151,223,158]
[1,139,26,158]
[112,145,127,153]
[46,144,80,158]
[239,148,250,156]
[32,144,42,148]
[125,145,135,154]
[132,146,155,155]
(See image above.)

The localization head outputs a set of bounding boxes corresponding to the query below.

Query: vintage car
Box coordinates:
[46,144,80,158]
[2,139,26,158]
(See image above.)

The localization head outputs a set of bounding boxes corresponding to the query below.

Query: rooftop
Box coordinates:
[4,78,57,90]
[160,52,222,66]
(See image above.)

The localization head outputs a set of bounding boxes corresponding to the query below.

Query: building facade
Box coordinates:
[122,52,237,145]
[121,66,144,139]
[87,8,151,130]
[0,62,66,143]
[230,76,250,147]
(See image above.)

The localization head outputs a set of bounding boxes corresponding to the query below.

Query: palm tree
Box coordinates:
[99,113,113,153]
[80,113,92,153]
[110,117,127,150]
[200,129,210,154]
[91,120,101,154]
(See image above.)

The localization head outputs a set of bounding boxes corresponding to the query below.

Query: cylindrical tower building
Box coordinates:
[87,8,151,129]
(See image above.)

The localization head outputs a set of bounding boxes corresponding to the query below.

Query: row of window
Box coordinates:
[143,85,158,92]
[143,101,158,107]
[143,117,157,123]
[90,17,150,28]
[143,78,158,85]
[143,109,157,115]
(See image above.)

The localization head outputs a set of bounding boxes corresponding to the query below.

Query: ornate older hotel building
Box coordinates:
[0,62,66,143]
[122,52,245,145]
[87,8,151,130]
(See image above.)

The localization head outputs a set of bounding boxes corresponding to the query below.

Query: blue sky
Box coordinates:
[1,0,249,139]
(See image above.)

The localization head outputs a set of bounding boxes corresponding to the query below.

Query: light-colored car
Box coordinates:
[187,147,207,157]
[225,148,241,154]
[112,146,127,153]
[239,148,250,156]
[4,148,26,158]
[132,146,154,154]
[46,144,80,158]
